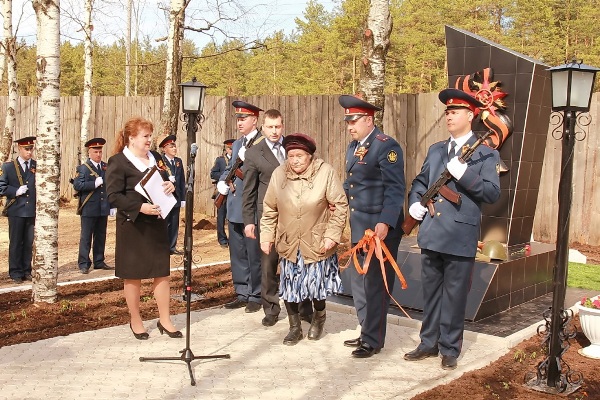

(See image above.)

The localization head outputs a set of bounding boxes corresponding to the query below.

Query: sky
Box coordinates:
[9,0,337,49]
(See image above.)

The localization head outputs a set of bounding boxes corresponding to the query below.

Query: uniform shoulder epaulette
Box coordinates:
[375,134,389,142]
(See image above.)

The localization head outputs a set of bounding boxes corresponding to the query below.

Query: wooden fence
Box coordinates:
[0,94,598,246]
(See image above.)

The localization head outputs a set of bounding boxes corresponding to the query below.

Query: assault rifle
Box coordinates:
[214,127,262,209]
[401,131,492,235]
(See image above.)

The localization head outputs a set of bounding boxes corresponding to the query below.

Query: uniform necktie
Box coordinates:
[24,160,29,172]
[242,137,247,147]
[449,140,457,160]
[274,143,285,165]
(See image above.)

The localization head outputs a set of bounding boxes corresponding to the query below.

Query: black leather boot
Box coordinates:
[307,309,326,340]
[283,314,303,345]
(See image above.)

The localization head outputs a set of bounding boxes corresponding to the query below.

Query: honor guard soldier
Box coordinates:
[0,136,37,283]
[159,135,186,255]
[340,95,406,358]
[73,138,113,274]
[210,138,235,247]
[216,100,264,313]
[403,89,500,370]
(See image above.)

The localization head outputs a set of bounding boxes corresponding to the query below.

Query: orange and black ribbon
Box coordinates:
[340,229,411,319]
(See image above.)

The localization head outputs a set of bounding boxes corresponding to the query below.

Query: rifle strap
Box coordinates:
[3,159,25,213]
[77,161,100,214]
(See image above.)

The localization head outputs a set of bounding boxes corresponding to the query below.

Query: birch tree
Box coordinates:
[80,0,93,164]
[32,0,60,303]
[358,0,391,126]
[0,0,17,162]
[160,0,184,137]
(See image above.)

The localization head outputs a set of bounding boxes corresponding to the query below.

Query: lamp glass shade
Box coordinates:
[182,86,202,113]
[570,71,596,109]
[551,70,569,109]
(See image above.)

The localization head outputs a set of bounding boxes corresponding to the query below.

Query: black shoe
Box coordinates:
[351,342,381,358]
[94,263,114,270]
[219,243,228,248]
[223,299,248,309]
[80,268,90,275]
[23,274,32,281]
[441,355,457,370]
[343,337,362,348]
[403,347,439,361]
[170,249,183,255]
[157,321,183,338]
[129,324,149,340]
[245,302,261,313]
[262,314,278,326]
[300,313,313,323]
[11,277,23,284]
[283,314,303,346]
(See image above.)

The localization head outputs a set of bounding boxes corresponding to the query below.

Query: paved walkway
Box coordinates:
[0,298,534,400]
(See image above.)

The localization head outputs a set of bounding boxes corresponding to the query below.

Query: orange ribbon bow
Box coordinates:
[340,229,411,319]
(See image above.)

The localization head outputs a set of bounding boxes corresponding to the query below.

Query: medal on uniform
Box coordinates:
[354,146,368,161]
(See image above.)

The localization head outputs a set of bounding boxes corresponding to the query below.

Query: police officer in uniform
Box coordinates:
[403,88,500,370]
[210,139,235,247]
[0,137,37,283]
[159,135,186,255]
[73,138,112,274]
[340,95,406,358]
[216,101,264,313]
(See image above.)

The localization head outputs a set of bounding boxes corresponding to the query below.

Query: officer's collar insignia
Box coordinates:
[354,146,369,161]
[387,150,398,163]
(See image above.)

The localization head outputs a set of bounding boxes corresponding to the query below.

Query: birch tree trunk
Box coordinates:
[32,0,60,303]
[80,0,93,164]
[0,0,17,162]
[125,0,131,96]
[358,0,391,127]
[160,0,185,137]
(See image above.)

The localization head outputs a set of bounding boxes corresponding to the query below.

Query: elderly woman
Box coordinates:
[260,133,348,345]
[106,117,182,340]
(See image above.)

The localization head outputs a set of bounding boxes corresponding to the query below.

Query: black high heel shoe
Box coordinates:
[157,321,183,338]
[130,323,149,340]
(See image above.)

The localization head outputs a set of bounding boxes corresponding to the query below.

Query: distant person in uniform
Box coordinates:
[260,133,348,345]
[242,109,314,327]
[403,89,500,370]
[0,137,37,284]
[340,95,406,358]
[159,135,186,255]
[216,101,264,313]
[72,137,113,274]
[210,139,234,248]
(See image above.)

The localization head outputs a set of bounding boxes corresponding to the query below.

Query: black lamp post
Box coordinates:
[542,60,599,392]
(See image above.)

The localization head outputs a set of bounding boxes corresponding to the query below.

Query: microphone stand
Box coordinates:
[139,111,230,386]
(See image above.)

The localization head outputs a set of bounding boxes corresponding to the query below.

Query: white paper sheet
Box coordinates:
[134,167,176,219]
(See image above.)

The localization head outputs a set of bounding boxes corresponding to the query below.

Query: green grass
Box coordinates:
[568,262,600,291]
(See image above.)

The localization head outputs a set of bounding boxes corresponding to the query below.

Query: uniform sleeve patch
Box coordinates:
[387,150,398,163]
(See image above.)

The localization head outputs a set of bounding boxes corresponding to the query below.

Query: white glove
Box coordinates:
[447,157,467,180]
[94,177,103,188]
[217,180,230,195]
[238,146,246,161]
[180,201,186,208]
[169,175,176,183]
[409,202,428,221]
[16,185,28,196]
[109,208,117,217]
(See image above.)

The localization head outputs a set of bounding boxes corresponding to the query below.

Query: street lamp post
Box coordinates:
[527,60,599,394]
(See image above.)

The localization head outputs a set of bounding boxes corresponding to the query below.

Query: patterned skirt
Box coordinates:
[279,251,343,302]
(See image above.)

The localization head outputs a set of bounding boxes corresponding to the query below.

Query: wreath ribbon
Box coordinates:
[340,229,411,319]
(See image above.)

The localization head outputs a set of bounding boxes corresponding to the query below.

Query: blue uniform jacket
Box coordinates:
[0,159,37,217]
[210,156,229,182]
[408,135,501,257]
[73,160,110,217]
[162,155,185,207]
[344,127,406,243]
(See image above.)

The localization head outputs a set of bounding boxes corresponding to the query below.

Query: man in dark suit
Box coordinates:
[216,101,264,313]
[403,88,500,370]
[242,109,313,327]
[340,95,406,358]
[158,135,186,255]
[73,138,112,274]
[0,136,37,283]
[211,139,234,247]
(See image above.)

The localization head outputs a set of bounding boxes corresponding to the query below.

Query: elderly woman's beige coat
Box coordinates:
[260,158,348,264]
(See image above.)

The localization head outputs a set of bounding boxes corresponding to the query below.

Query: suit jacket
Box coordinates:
[344,127,405,244]
[408,135,500,257]
[242,139,281,226]
[162,155,185,207]
[0,158,37,218]
[73,159,110,217]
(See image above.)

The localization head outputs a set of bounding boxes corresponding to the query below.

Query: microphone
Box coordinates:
[190,143,198,158]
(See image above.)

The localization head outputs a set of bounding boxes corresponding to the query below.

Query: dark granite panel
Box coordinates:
[529,74,546,106]
[532,134,547,164]
[513,189,527,217]
[483,272,499,300]
[524,189,538,217]
[480,216,509,242]
[535,282,548,297]
[446,47,465,76]
[465,290,485,320]
[490,46,518,75]
[511,288,525,306]
[512,105,528,133]
[498,171,512,194]
[517,57,535,74]
[521,217,534,241]
[483,188,510,217]
[464,45,492,71]
[514,73,533,104]
[472,262,497,293]
[520,135,536,162]
[512,258,526,291]
[477,294,511,320]
[497,262,513,295]
[525,104,542,129]
[523,285,537,302]
[509,217,524,245]
[465,33,489,49]
[445,26,466,49]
